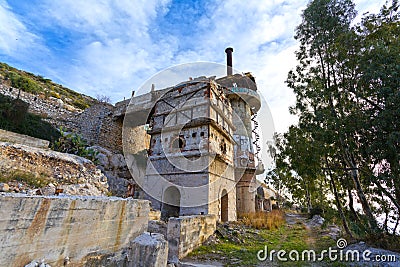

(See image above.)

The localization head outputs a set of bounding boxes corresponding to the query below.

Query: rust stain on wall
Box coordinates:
[114,201,126,251]
[13,199,52,267]
[26,198,51,239]
[60,199,76,248]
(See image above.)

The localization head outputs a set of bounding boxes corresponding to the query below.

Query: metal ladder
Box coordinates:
[251,113,261,162]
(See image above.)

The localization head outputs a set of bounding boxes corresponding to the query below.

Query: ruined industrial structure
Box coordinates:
[3,47,268,222]
[119,48,265,222]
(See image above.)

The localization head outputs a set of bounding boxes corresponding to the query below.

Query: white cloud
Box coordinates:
[0,0,43,57]
[32,0,174,102]
[0,0,389,132]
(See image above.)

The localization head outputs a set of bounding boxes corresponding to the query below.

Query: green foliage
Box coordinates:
[52,127,98,163]
[0,94,61,142]
[5,72,41,94]
[274,0,400,240]
[189,221,309,266]
[72,99,90,110]
[0,62,96,109]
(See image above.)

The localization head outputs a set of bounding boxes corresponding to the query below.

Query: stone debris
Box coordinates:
[307,215,325,227]
[89,145,132,196]
[0,182,9,192]
[148,219,168,237]
[0,142,109,196]
[203,222,263,246]
[24,260,51,267]
[128,232,168,267]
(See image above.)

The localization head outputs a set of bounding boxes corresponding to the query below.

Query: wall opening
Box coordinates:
[171,136,185,150]
[161,186,181,220]
[221,189,228,222]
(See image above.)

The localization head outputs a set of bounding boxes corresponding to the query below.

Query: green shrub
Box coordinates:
[71,98,90,109]
[6,72,41,94]
[0,94,60,142]
[52,127,98,162]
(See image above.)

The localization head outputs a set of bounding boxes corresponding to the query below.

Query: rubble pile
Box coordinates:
[0,142,108,196]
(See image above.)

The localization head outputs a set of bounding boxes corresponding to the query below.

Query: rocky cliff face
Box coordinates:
[0,142,108,196]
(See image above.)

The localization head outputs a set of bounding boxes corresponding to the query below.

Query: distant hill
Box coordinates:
[0,62,97,110]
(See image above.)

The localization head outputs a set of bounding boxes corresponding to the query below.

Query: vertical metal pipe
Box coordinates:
[225,47,233,76]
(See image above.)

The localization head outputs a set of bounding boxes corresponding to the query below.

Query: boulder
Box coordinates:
[307,215,325,227]
[128,232,168,267]
[0,183,9,192]
[110,153,126,169]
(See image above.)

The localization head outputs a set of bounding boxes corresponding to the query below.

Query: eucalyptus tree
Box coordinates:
[284,0,380,231]
[355,1,400,231]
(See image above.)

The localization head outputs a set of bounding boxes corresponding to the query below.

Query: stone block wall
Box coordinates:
[73,102,124,153]
[167,215,217,260]
[0,194,150,267]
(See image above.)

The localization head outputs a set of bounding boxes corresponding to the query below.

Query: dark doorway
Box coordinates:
[161,186,181,220]
[221,189,228,222]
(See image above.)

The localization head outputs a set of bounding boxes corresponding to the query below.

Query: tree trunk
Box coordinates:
[325,157,352,237]
[347,187,360,222]
[350,166,378,231]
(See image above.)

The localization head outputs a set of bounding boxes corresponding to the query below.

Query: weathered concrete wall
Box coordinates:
[167,215,217,261]
[0,129,49,148]
[0,194,150,267]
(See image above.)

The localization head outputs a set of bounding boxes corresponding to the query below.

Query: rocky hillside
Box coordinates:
[0,62,97,110]
[0,141,109,196]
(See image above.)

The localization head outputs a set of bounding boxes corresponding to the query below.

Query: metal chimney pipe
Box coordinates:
[225,47,233,76]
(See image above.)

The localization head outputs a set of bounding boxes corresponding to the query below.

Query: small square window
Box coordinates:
[192,132,197,138]
[200,132,205,137]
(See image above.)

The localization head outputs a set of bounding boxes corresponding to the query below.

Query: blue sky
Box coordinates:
[0,0,384,134]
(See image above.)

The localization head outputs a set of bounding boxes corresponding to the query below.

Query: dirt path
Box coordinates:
[182,213,400,267]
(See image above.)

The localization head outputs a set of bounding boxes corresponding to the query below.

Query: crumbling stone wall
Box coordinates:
[167,214,217,261]
[0,194,150,267]
[75,103,124,153]
[0,84,80,131]
[0,85,124,153]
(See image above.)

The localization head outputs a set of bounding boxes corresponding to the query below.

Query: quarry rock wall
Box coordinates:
[0,129,49,149]
[0,194,150,267]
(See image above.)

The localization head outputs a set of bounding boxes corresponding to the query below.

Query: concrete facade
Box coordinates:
[142,79,237,222]
[131,73,263,222]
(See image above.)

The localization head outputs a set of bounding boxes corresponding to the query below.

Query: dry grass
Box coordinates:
[0,169,53,188]
[240,210,286,230]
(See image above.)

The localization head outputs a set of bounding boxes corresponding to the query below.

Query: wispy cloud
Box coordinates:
[0,0,45,59]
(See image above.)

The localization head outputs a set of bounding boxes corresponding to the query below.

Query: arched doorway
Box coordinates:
[221,189,228,222]
[161,186,180,220]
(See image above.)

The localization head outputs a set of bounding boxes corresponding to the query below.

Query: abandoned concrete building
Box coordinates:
[118,48,265,222]
[16,47,268,222]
